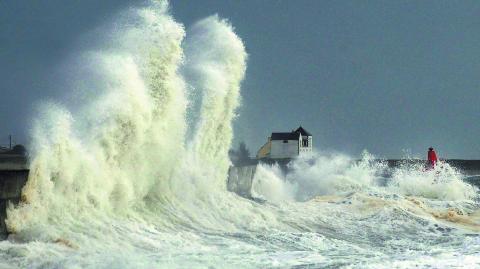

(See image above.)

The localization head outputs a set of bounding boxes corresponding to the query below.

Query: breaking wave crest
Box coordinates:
[6,1,255,240]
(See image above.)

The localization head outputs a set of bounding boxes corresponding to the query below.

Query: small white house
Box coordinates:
[257,126,313,159]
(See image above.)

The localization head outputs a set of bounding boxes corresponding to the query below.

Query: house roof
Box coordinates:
[271,132,300,140]
[294,126,312,136]
[270,126,312,141]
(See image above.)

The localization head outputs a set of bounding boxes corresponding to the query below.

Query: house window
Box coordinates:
[283,140,288,143]
[302,139,308,147]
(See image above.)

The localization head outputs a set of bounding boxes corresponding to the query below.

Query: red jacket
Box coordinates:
[428,150,437,164]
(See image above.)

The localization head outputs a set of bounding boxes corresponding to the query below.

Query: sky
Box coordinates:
[1,0,480,159]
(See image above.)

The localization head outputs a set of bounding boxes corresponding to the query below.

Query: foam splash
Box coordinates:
[252,151,383,202]
[388,160,477,200]
[6,1,249,239]
[253,152,478,203]
[251,164,296,203]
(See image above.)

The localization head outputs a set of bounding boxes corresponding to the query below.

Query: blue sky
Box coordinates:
[1,0,480,158]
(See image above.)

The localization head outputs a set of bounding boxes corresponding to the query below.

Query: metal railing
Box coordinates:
[0,135,13,150]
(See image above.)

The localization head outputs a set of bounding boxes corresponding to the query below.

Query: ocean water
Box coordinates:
[1,1,479,268]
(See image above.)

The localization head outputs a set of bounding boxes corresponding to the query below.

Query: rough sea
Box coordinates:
[1,1,479,268]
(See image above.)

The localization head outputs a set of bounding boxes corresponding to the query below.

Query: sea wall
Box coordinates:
[0,155,28,240]
[227,165,257,199]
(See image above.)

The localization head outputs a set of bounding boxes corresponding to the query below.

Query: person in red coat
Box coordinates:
[427,147,438,169]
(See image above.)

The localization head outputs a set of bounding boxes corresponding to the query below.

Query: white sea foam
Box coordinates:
[388,160,477,200]
[251,164,296,203]
[253,152,477,203]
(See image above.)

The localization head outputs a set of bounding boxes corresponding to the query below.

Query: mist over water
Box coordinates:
[1,1,480,268]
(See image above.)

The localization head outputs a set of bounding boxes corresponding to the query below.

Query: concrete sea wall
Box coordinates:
[227,165,257,199]
[0,155,29,240]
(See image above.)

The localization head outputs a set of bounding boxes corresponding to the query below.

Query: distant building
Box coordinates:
[0,145,27,156]
[257,126,313,159]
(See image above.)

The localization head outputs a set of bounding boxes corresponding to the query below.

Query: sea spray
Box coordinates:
[388,160,478,200]
[6,0,271,240]
[251,164,297,203]
[252,151,477,203]
[252,151,384,202]
[186,15,247,188]
[147,15,265,232]
[6,1,188,239]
